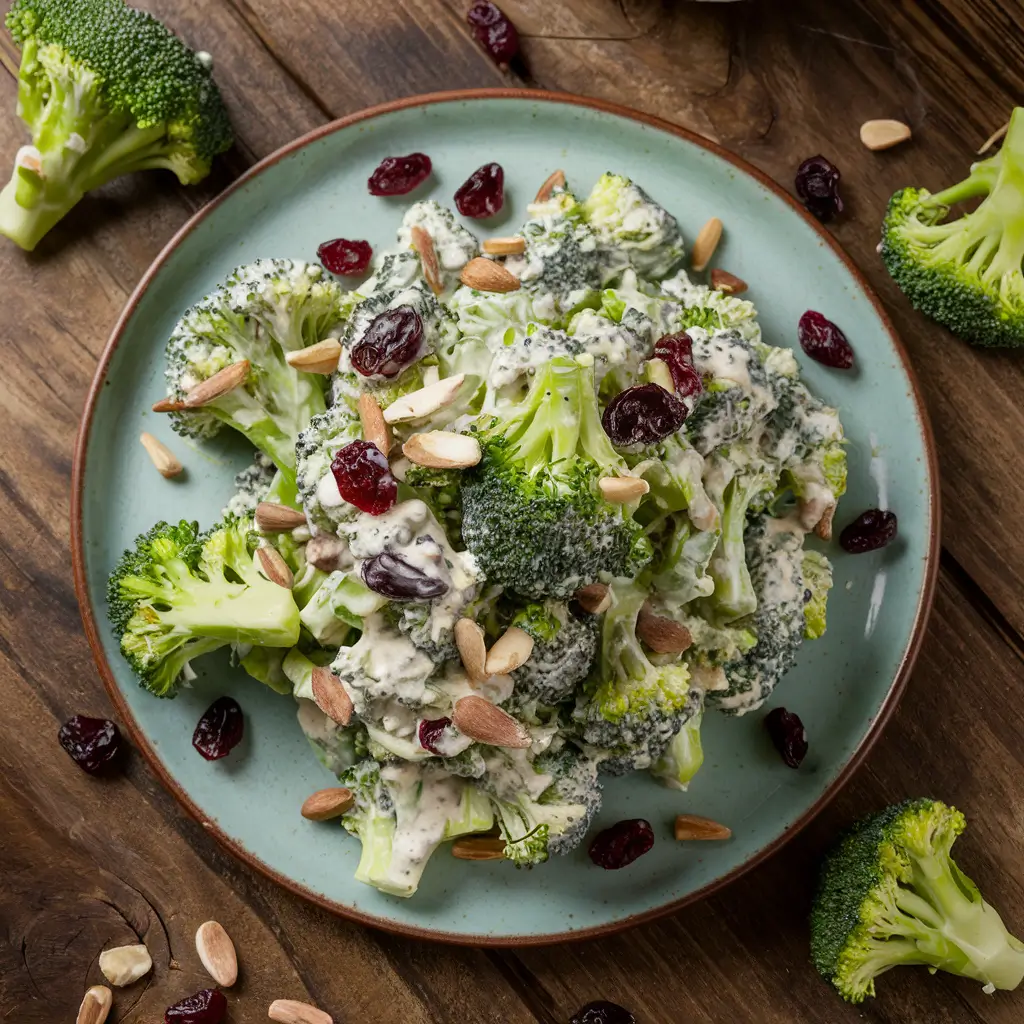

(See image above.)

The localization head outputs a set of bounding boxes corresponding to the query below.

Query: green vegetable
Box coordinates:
[651,704,704,790]
[802,550,833,640]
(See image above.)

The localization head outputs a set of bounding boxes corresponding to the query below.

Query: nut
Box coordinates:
[459,256,521,293]
[574,582,611,615]
[152,396,186,413]
[598,476,650,503]
[357,392,391,456]
[674,814,732,841]
[403,431,481,469]
[691,217,723,272]
[534,168,566,203]
[978,120,1010,155]
[382,374,466,424]
[451,836,507,860]
[482,236,526,256]
[268,999,334,1024]
[411,225,444,296]
[195,920,238,987]
[257,546,294,589]
[305,534,347,573]
[285,339,342,375]
[98,944,152,986]
[301,787,355,821]
[637,605,692,654]
[255,502,307,532]
[453,695,530,748]
[710,268,748,295]
[860,118,912,152]
[139,432,183,478]
[645,357,674,393]
[183,359,250,408]
[455,618,487,683]
[311,666,353,726]
[814,503,836,542]
[484,626,534,675]
[77,985,113,1024]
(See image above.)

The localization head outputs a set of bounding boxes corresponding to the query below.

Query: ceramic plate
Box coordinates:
[72,90,939,945]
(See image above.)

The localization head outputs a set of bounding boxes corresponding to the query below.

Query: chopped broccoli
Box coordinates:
[651,703,704,790]
[222,452,277,519]
[660,269,761,343]
[482,323,585,393]
[294,402,364,531]
[802,549,833,640]
[396,200,479,291]
[299,569,385,646]
[403,463,463,541]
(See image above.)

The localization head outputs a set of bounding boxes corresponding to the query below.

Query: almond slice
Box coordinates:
[255,502,307,532]
[99,944,152,986]
[455,618,487,683]
[357,393,391,455]
[860,118,911,152]
[139,432,183,478]
[311,666,353,726]
[411,225,444,296]
[305,534,347,573]
[195,920,238,987]
[382,374,466,424]
[574,582,611,615]
[453,695,530,748]
[482,236,526,256]
[710,268,748,295]
[152,397,186,413]
[403,431,481,469]
[257,546,294,589]
[484,626,534,675]
[637,605,692,654]
[459,256,521,293]
[301,787,355,821]
[814,502,836,542]
[978,120,1010,155]
[691,217,723,273]
[451,836,506,861]
[534,168,566,203]
[184,360,250,408]
[674,814,732,841]
[285,339,342,375]
[268,1000,333,1024]
[77,986,112,1024]
[598,476,650,503]
[644,358,674,394]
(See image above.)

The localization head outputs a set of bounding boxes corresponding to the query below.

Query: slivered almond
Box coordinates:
[484,626,534,675]
[645,358,674,393]
[459,256,520,293]
[978,120,1010,155]
[403,431,481,469]
[183,359,250,408]
[574,582,611,615]
[77,986,112,1024]
[452,836,506,861]
[311,666,353,726]
[455,618,487,683]
[285,339,342,375]
[674,814,732,841]
[255,501,307,532]
[268,999,333,1024]
[598,476,650,503]
[691,217,723,272]
[534,168,566,203]
[482,235,526,256]
[305,534,347,573]
[860,118,911,152]
[195,920,238,988]
[453,695,530,748]
[710,268,748,295]
[301,787,355,821]
[814,502,836,542]
[257,546,294,589]
[383,374,466,424]
[358,392,391,455]
[152,397,186,413]
[637,605,692,654]
[139,432,183,478]
[99,944,152,986]
[411,225,444,296]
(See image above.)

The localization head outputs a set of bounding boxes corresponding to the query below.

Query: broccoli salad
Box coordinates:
[110,170,846,899]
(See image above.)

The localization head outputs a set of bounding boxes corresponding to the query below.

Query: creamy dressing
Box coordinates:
[396,201,479,279]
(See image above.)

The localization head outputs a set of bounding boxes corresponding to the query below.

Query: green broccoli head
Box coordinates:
[802,550,833,640]
[294,402,364,531]
[811,799,1024,1003]
[1,0,233,250]
[650,703,704,790]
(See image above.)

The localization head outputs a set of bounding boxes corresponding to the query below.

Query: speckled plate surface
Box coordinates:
[72,90,939,945]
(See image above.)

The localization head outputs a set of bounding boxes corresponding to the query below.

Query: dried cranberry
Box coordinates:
[467,1,520,66]
[58,715,123,775]
[588,819,655,870]
[795,155,844,223]
[839,509,898,554]
[602,384,687,446]
[368,153,432,196]
[193,697,244,761]
[351,306,424,378]
[454,163,505,219]
[654,334,704,399]
[571,1002,636,1024]
[165,988,227,1024]
[798,310,854,369]
[317,238,372,276]
[331,440,397,516]
[418,717,452,754]
[362,551,449,601]
[765,707,807,769]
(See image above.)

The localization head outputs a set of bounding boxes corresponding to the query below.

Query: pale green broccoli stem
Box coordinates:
[604,580,650,684]
[702,475,764,623]
[651,708,704,790]
[353,810,402,894]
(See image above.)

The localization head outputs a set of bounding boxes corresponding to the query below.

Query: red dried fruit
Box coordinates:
[58,715,123,775]
[164,988,227,1024]
[588,819,655,870]
[571,1002,636,1024]
[795,155,844,223]
[317,238,373,276]
[764,707,807,769]
[351,306,424,378]
[330,440,397,516]
[193,697,244,761]
[418,717,453,754]
[454,163,505,219]
[368,153,433,196]
[362,551,449,601]
[798,310,854,369]
[467,1,520,67]
[654,333,704,399]
[839,509,898,554]
[602,383,687,446]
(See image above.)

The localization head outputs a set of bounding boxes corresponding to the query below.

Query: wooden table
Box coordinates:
[2,1,1023,1021]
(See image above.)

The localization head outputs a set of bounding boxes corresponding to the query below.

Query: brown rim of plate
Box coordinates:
[70,87,941,948]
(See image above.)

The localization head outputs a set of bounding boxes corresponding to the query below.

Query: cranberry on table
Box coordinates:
[362,550,449,601]
[765,707,808,769]
[602,383,688,446]
[331,440,397,516]
[798,310,854,369]
[571,1001,636,1024]
[795,155,844,223]
[367,152,432,196]
[58,715,124,775]
[165,988,227,1024]
[351,306,424,378]
[839,509,898,554]
[317,238,372,276]
[418,717,453,754]
[467,1,520,67]
[588,818,655,870]
[454,162,505,218]
[193,697,244,761]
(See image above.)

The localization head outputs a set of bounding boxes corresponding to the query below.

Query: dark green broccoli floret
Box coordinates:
[811,799,1024,1003]
[1,0,233,250]
[534,744,602,854]
[403,463,463,541]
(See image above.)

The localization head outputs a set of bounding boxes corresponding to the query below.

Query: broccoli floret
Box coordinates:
[646,510,720,609]
[534,744,603,854]
[107,517,300,697]
[660,269,761,343]
[0,0,232,251]
[651,702,704,790]
[403,463,463,541]
[483,324,586,393]
[633,432,719,532]
[299,569,385,646]
[295,688,363,776]
[222,452,277,519]
[447,285,559,362]
[802,549,833,640]
[396,200,479,292]
[881,108,1024,347]
[566,306,655,396]
[599,269,684,334]
[294,402,364,531]
[811,799,1024,1003]
[461,356,652,598]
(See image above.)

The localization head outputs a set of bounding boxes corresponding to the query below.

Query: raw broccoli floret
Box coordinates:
[294,402,364,531]
[0,0,232,251]
[802,549,833,640]
[107,517,300,697]
[396,200,479,292]
[534,744,603,854]
[811,799,1024,1003]
[599,269,684,334]
[483,324,586,393]
[298,569,385,646]
[647,510,720,609]
[403,463,463,541]
[222,452,277,519]
[566,306,655,396]
[881,107,1024,347]
[660,269,761,343]
[461,355,653,598]
[651,703,704,790]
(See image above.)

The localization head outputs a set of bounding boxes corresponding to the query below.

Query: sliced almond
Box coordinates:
[860,118,911,152]
[484,626,534,675]
[453,695,530,749]
[98,944,152,987]
[195,920,238,988]
[268,1000,334,1024]
[637,605,692,654]
[451,836,506,861]
[710,268,748,295]
[305,534,347,573]
[183,359,250,408]
[411,225,444,296]
[574,582,611,615]
[598,476,650,503]
[383,374,466,424]
[255,501,307,532]
[978,120,1010,155]
[77,986,112,1024]
[285,339,342,375]
[690,664,728,692]
[403,431,481,470]
[645,357,674,394]
[482,236,526,256]
[152,396,186,413]
[357,392,391,456]
[257,546,294,589]
[311,666,353,726]
[459,256,521,293]
[534,168,566,203]
[674,814,732,841]
[691,217,723,273]
[301,787,355,821]
[139,432,183,478]
[814,502,836,542]
[455,618,487,683]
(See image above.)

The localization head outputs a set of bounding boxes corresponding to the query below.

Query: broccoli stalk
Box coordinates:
[651,705,704,790]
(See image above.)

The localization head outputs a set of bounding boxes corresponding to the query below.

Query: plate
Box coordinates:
[72,89,939,945]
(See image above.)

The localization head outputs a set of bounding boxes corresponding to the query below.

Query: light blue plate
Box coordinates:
[72,91,938,945]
